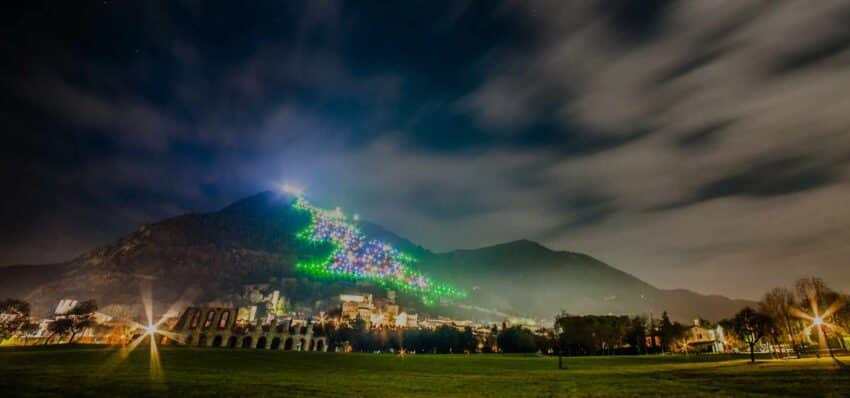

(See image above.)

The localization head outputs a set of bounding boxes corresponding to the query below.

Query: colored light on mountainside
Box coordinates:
[292,196,466,304]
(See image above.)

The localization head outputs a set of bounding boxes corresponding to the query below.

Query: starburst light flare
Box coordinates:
[789,287,847,356]
[105,281,185,381]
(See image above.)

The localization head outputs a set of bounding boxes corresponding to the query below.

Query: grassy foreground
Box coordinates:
[1,345,848,397]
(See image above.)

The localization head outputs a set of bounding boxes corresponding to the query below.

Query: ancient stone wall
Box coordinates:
[172,307,328,352]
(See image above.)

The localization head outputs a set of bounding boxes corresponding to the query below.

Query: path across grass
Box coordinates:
[1,345,848,397]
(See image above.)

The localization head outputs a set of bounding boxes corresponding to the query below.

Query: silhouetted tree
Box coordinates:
[497,327,537,353]
[460,327,477,353]
[723,307,774,363]
[65,300,99,344]
[18,320,40,345]
[625,316,647,355]
[45,318,73,344]
[0,298,31,341]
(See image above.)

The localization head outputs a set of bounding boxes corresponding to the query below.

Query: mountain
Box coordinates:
[0,191,752,322]
[416,240,751,322]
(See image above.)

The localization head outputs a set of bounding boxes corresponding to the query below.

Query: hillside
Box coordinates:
[417,240,751,321]
[0,191,751,321]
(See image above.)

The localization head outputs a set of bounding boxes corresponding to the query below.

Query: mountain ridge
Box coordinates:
[0,191,753,322]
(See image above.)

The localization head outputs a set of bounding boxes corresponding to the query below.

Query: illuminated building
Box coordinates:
[338,293,415,328]
[682,319,727,353]
[54,299,78,316]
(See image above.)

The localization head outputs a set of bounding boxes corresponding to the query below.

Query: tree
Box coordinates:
[724,307,774,363]
[659,312,688,353]
[65,300,98,344]
[45,318,73,344]
[832,295,850,333]
[18,320,40,345]
[460,327,478,353]
[0,298,31,341]
[759,287,800,358]
[625,316,648,355]
[497,327,537,353]
[795,277,840,318]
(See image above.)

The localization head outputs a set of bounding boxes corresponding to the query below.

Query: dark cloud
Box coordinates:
[697,157,845,200]
[675,120,735,149]
[603,0,676,42]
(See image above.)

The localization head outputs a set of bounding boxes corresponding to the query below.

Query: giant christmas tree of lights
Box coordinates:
[291,195,466,304]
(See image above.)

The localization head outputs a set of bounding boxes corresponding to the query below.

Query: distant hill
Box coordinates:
[416,240,751,322]
[0,191,752,321]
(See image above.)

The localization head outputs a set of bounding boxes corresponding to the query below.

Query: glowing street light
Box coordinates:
[108,281,186,381]
[789,289,846,359]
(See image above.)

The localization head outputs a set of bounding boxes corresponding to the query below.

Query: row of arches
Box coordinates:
[187,334,326,352]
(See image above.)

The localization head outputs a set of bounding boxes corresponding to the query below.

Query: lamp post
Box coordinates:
[812,316,835,359]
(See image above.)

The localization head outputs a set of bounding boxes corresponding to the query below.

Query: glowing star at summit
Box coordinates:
[280,182,305,197]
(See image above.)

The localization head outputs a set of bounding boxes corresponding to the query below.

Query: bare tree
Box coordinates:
[759,287,800,358]
[795,277,837,316]
[45,318,73,345]
[18,320,40,345]
[0,298,31,342]
[723,307,774,363]
[65,300,98,343]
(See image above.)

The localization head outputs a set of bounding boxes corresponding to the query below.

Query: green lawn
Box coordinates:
[1,345,848,397]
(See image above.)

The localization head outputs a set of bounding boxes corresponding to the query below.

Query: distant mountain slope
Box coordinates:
[417,240,751,321]
[0,191,752,321]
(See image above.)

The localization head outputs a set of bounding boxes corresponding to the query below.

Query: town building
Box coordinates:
[338,293,415,328]
[683,319,727,353]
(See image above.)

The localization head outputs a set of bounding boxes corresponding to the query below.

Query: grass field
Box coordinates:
[1,345,848,397]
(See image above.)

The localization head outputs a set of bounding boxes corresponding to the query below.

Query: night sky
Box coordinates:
[3,1,850,299]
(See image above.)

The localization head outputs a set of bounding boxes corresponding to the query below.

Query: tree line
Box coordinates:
[554,312,690,356]
[3,275,847,359]
[314,319,550,354]
[0,298,99,345]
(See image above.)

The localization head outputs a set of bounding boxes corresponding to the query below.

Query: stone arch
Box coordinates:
[227,336,237,348]
[316,339,325,352]
[284,337,293,350]
[299,338,306,351]
[174,309,191,330]
[217,311,231,329]
[197,334,207,347]
[309,340,315,351]
[189,310,201,329]
[256,336,267,349]
[241,336,253,348]
[202,310,216,329]
[270,337,281,350]
[212,335,223,347]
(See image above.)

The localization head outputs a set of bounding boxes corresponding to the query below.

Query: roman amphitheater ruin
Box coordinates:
[171,307,328,352]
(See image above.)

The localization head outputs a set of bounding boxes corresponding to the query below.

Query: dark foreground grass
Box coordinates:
[1,345,848,397]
